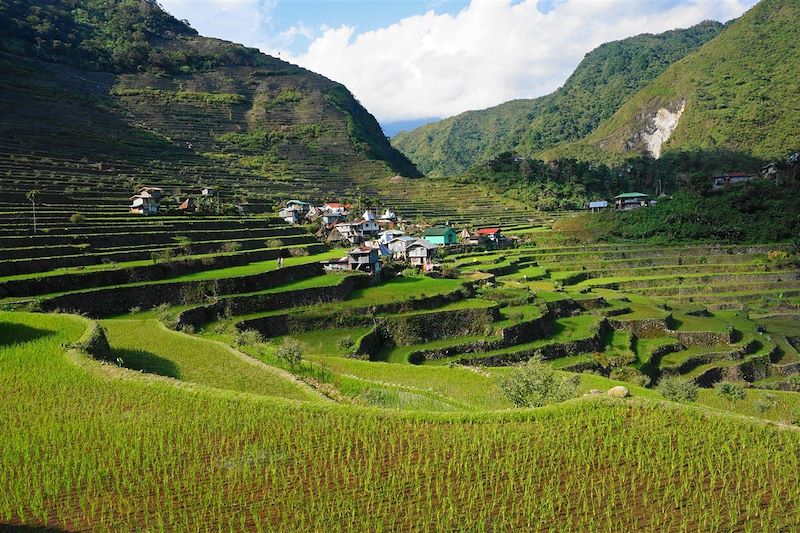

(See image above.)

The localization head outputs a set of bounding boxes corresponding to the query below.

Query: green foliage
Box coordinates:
[715,382,747,403]
[112,87,245,106]
[571,0,800,161]
[235,328,263,347]
[498,357,579,407]
[69,212,85,224]
[274,338,303,368]
[581,181,800,243]
[393,21,723,177]
[659,376,699,403]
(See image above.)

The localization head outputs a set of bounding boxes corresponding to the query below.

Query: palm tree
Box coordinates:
[26,189,39,233]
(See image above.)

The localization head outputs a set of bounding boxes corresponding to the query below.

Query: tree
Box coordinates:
[25,190,39,233]
[658,376,698,402]
[715,382,746,403]
[498,357,578,408]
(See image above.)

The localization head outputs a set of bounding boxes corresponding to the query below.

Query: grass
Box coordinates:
[102,319,318,401]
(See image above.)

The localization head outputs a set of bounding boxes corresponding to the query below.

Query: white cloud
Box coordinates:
[265,0,756,123]
[159,0,276,46]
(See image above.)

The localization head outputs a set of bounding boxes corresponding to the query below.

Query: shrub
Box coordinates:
[69,213,86,224]
[715,381,746,403]
[275,339,303,368]
[220,242,242,253]
[289,247,309,257]
[498,357,578,408]
[151,248,175,264]
[609,366,651,387]
[439,264,460,279]
[337,336,354,350]
[658,376,698,402]
[784,374,800,392]
[767,250,789,262]
[235,329,263,347]
[266,239,284,249]
[153,303,173,325]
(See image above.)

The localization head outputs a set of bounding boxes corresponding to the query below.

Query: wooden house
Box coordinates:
[348,247,382,276]
[614,192,650,210]
[379,229,405,245]
[588,200,608,212]
[422,226,458,246]
[476,227,504,243]
[130,189,160,215]
[406,239,438,269]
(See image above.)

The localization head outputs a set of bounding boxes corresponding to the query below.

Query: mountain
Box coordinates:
[391,21,724,178]
[0,0,419,205]
[554,0,800,163]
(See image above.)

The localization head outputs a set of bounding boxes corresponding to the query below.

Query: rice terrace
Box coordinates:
[1,0,800,531]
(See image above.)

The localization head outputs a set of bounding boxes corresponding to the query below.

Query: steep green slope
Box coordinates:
[0,0,419,203]
[392,22,723,177]
[563,0,800,161]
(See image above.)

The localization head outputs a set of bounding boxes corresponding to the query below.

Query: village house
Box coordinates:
[130,187,161,215]
[177,198,195,213]
[476,227,505,244]
[460,229,486,246]
[387,236,418,261]
[406,239,439,270]
[201,187,216,197]
[614,192,650,210]
[322,202,348,214]
[321,256,350,272]
[335,219,380,244]
[711,172,759,191]
[588,200,609,212]
[320,210,347,225]
[379,229,405,245]
[423,226,458,246]
[279,199,312,224]
[348,246,382,278]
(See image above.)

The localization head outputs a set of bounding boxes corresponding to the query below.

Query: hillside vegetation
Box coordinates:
[557,0,800,161]
[0,0,419,208]
[392,21,723,177]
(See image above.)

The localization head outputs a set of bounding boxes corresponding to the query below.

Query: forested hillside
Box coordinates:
[555,0,800,162]
[392,21,724,178]
[0,0,419,206]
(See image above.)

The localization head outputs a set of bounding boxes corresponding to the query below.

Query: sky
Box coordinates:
[159,0,759,133]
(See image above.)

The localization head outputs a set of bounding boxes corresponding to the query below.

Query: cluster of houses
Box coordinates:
[587,192,654,212]
[129,186,217,215]
[277,199,509,280]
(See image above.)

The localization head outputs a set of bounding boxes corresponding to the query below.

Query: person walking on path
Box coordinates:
[277,248,289,269]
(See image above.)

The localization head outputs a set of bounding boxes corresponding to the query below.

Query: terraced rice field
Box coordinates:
[1,186,799,530]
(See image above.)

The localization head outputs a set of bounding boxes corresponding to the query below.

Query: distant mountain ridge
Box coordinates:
[392,21,725,178]
[0,0,419,202]
[552,0,800,163]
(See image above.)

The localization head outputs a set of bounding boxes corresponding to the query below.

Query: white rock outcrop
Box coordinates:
[641,102,685,159]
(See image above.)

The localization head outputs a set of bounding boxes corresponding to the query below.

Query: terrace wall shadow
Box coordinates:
[0,323,53,346]
[0,526,68,533]
[112,348,181,379]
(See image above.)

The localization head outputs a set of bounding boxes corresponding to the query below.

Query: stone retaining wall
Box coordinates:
[40,263,323,317]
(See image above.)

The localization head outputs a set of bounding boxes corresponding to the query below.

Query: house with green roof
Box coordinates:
[614,192,651,211]
[422,226,458,245]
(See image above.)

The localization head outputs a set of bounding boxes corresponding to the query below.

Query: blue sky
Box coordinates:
[160,0,758,132]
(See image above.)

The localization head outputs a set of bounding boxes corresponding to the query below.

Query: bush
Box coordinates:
[153,303,173,325]
[151,248,175,264]
[289,247,309,257]
[715,381,746,402]
[266,239,284,249]
[337,336,354,350]
[69,213,86,224]
[498,357,578,408]
[658,376,698,402]
[220,241,242,253]
[784,374,800,392]
[235,329,263,347]
[275,339,303,368]
[609,366,651,387]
